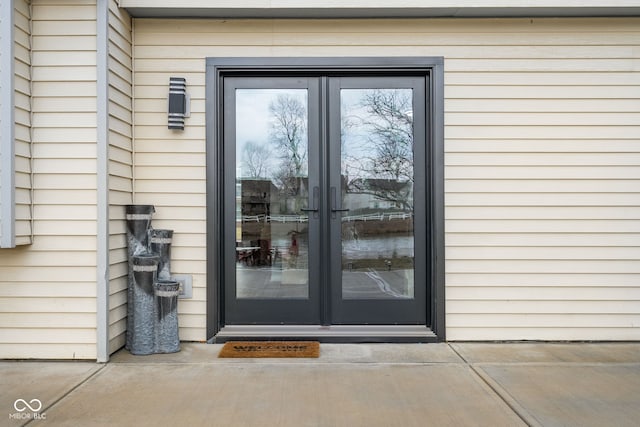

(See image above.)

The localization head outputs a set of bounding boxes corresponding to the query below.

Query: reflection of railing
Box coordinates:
[241,212,412,223]
[241,215,264,222]
[343,213,384,222]
[343,212,412,222]
[267,215,308,223]
[241,214,309,223]
[387,212,412,220]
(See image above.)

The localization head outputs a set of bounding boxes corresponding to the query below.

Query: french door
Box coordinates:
[221,74,428,328]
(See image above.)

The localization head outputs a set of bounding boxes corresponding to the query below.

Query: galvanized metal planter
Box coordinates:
[125,205,180,355]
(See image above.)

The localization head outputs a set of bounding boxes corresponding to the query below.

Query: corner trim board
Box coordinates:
[96,0,110,363]
[0,0,16,248]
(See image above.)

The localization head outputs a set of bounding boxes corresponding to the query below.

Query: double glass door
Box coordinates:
[223,75,427,326]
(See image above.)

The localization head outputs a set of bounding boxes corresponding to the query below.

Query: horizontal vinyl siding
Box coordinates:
[14,0,32,245]
[107,0,132,355]
[133,17,640,341]
[0,0,32,248]
[441,19,640,339]
[134,19,206,343]
[0,0,98,359]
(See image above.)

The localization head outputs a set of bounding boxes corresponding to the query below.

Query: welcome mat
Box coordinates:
[218,341,320,358]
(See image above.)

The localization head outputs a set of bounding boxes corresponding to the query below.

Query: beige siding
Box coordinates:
[107,0,132,355]
[0,0,32,248]
[134,20,206,342]
[134,17,640,341]
[0,0,98,359]
[14,0,32,245]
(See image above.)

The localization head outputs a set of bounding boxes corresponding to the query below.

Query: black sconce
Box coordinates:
[168,77,188,130]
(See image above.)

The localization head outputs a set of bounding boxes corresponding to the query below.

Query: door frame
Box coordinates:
[206,57,445,342]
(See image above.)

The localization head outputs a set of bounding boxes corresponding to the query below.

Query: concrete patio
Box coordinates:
[2,343,639,426]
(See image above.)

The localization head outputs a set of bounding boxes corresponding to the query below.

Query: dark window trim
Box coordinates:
[205,57,445,342]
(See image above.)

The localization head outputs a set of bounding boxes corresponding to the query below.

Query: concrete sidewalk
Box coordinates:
[2,343,639,426]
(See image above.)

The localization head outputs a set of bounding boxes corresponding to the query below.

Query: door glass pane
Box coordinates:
[340,89,415,300]
[235,89,309,299]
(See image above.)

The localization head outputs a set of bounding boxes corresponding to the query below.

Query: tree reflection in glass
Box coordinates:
[235,89,309,299]
[340,89,415,300]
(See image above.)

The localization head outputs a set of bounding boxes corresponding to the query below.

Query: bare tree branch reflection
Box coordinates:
[242,140,271,178]
[269,94,308,210]
[344,89,414,210]
[269,94,307,177]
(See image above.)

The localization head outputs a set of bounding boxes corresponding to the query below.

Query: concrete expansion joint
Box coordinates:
[468,361,640,367]
[110,360,467,367]
[21,364,108,427]
[447,343,541,427]
[469,365,542,427]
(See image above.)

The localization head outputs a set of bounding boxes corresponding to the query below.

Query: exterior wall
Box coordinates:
[133,21,208,342]
[14,0,33,246]
[0,0,32,248]
[133,17,640,341]
[107,0,133,355]
[0,0,99,359]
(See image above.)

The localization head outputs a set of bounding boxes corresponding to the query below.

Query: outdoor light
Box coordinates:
[168,77,189,130]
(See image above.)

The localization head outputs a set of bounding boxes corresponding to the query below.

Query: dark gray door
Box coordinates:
[223,77,322,324]
[223,75,427,326]
[328,77,427,324]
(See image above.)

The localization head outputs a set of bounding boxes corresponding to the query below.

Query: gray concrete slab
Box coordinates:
[478,364,640,427]
[452,343,640,427]
[3,343,640,427]
[38,363,526,427]
[0,361,102,426]
[110,343,464,365]
[451,343,640,364]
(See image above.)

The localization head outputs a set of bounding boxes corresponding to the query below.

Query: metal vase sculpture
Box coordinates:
[150,229,180,353]
[125,205,155,350]
[149,229,173,280]
[130,254,159,355]
[125,205,180,355]
[125,205,155,255]
[154,279,181,353]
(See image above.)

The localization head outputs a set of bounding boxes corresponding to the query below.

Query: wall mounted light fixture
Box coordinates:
[168,77,189,130]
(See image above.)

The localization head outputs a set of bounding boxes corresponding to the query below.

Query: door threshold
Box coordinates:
[211,325,438,343]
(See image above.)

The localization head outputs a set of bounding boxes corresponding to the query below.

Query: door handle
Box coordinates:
[330,186,350,214]
[300,186,319,213]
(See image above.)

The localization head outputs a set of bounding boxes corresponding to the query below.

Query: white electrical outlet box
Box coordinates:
[171,274,193,299]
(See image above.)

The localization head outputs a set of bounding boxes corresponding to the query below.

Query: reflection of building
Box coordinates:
[239,179,281,216]
[239,177,309,216]
[237,178,310,268]
[345,178,413,212]
[279,176,308,213]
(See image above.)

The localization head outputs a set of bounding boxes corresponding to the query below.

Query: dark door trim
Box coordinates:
[205,57,445,342]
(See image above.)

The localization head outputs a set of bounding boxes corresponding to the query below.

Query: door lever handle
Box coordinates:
[300,186,319,213]
[330,187,350,213]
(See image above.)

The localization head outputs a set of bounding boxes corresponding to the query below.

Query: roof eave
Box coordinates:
[122,6,640,19]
